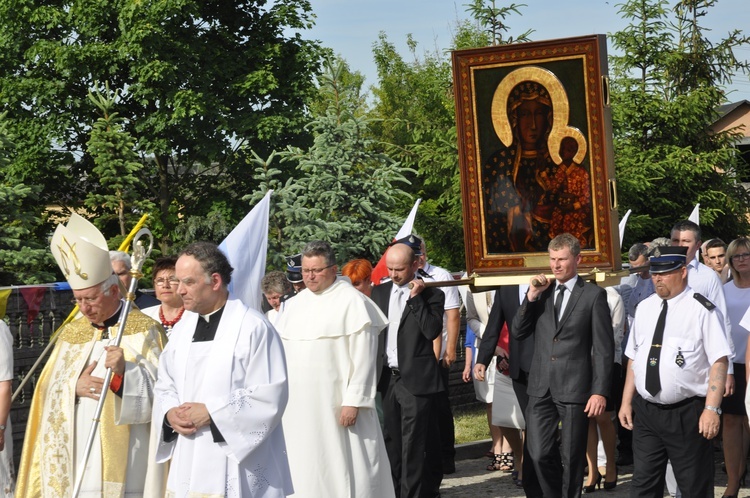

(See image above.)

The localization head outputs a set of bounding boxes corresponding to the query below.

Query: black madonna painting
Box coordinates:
[452,35,621,275]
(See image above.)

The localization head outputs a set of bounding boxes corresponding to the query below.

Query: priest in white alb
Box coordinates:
[274,240,394,498]
[153,242,293,497]
[16,213,167,497]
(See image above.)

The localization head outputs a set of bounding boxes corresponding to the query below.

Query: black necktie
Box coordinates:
[554,285,565,325]
[645,300,668,396]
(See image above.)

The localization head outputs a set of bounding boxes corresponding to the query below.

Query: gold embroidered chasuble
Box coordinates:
[16,311,166,498]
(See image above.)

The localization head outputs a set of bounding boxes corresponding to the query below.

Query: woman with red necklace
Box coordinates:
[142,256,185,336]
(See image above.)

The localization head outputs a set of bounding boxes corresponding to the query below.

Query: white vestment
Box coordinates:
[16,309,166,498]
[153,297,293,498]
[275,278,395,498]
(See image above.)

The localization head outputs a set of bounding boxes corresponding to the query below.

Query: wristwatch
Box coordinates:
[704,405,722,415]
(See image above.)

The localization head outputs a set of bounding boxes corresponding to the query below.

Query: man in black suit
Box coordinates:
[474,284,543,497]
[371,238,445,498]
[512,233,614,498]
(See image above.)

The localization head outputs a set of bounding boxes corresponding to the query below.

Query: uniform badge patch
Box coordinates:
[675,348,685,367]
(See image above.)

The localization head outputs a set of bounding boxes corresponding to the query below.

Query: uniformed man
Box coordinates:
[285,253,306,293]
[619,246,731,497]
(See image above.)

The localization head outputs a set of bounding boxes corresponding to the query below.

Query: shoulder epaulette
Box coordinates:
[693,293,716,311]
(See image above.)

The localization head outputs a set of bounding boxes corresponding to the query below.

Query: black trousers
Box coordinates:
[436,364,456,472]
[383,372,441,498]
[512,371,543,498]
[631,395,713,498]
[526,390,589,498]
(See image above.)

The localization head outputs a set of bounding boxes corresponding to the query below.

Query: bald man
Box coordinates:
[371,242,445,498]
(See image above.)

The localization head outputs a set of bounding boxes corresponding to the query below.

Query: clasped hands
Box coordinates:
[167,403,212,436]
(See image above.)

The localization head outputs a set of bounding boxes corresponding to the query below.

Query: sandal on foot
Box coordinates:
[499,452,514,472]
[486,454,503,471]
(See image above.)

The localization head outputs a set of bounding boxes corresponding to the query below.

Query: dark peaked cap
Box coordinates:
[390,235,423,256]
[649,246,688,274]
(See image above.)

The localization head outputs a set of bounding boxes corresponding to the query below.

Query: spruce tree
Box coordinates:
[85,85,155,245]
[0,115,54,284]
[249,58,412,266]
[610,0,750,244]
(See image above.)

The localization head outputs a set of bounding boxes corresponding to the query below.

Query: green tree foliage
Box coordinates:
[86,85,155,243]
[369,33,464,270]
[0,115,54,285]
[248,58,413,268]
[464,1,533,45]
[369,5,530,270]
[0,0,322,251]
[610,0,750,245]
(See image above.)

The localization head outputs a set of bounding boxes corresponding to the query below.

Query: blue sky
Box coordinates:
[307,0,750,102]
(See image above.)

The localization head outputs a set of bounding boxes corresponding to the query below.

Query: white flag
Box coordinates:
[618,209,632,250]
[371,198,422,285]
[219,190,272,311]
[395,198,422,239]
[688,203,700,225]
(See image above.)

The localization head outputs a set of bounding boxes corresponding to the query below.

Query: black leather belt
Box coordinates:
[645,395,703,409]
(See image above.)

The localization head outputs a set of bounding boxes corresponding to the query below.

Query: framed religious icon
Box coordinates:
[452,35,621,276]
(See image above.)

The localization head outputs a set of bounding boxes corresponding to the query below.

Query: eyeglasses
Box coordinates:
[731,252,750,262]
[301,264,334,276]
[71,294,103,306]
[154,276,179,286]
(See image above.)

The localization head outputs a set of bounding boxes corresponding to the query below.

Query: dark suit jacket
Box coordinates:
[476,285,534,380]
[511,276,614,404]
[371,281,445,396]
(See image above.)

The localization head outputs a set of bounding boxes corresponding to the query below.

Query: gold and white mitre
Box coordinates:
[50,213,112,289]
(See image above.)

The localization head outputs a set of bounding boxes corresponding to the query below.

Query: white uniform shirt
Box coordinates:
[422,262,460,359]
[625,286,731,405]
[687,258,735,370]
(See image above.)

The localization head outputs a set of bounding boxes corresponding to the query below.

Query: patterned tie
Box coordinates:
[645,300,668,396]
[554,285,565,326]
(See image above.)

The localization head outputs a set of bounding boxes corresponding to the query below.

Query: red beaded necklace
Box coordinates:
[159,306,185,329]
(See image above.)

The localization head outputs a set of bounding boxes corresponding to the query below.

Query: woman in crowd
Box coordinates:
[724,237,750,498]
[261,270,293,326]
[341,259,373,298]
[141,256,184,336]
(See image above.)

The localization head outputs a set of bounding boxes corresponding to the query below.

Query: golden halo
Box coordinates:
[558,127,587,164]
[490,66,581,164]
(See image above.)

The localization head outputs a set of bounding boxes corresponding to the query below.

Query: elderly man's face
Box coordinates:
[301,255,337,293]
[73,283,121,324]
[111,259,131,290]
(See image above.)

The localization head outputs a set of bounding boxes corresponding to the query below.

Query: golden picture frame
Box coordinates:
[452,35,621,276]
